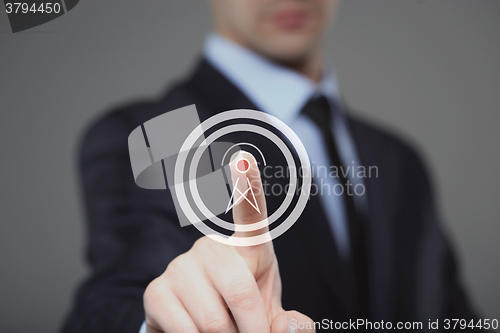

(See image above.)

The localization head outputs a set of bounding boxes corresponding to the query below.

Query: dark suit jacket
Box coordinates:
[62,59,479,332]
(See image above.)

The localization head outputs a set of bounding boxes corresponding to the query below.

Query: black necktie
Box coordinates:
[301,96,369,318]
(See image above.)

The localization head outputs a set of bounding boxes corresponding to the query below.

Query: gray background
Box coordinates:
[0,1,499,332]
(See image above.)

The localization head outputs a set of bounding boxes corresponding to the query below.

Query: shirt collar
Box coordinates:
[203,33,342,124]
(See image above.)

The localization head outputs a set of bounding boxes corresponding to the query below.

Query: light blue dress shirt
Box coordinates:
[139,33,366,333]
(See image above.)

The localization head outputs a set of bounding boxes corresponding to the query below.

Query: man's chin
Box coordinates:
[260,30,317,55]
[258,42,315,65]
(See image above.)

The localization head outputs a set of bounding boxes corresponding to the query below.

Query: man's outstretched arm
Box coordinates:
[61,109,198,333]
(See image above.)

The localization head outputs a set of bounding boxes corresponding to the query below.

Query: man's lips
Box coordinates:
[272,9,308,29]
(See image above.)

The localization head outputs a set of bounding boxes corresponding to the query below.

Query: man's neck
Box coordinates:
[217,31,324,83]
[280,49,323,83]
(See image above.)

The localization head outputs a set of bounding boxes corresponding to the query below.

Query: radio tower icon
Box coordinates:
[225,157,261,214]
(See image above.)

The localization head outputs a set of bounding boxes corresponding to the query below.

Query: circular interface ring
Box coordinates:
[174,109,311,246]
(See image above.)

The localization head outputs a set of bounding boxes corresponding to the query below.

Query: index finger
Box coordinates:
[229,150,269,237]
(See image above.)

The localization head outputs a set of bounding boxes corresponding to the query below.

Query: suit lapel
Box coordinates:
[184,59,256,119]
[348,116,397,322]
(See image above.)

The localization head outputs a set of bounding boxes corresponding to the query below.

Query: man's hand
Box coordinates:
[144,151,315,332]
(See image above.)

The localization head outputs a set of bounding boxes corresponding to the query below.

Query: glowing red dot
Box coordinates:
[236,159,250,173]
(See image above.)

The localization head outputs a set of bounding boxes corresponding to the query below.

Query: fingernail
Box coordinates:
[230,150,242,163]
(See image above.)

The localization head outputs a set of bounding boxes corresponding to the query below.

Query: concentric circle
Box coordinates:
[174,109,311,246]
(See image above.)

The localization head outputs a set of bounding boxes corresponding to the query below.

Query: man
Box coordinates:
[62,0,480,332]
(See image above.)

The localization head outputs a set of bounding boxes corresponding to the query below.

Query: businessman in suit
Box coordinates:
[63,0,480,332]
